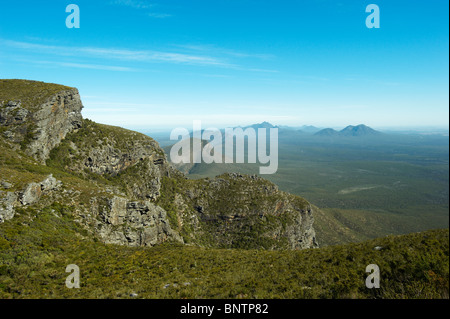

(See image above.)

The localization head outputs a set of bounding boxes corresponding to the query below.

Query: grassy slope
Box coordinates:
[1,122,448,299]
[1,135,448,298]
[1,80,448,298]
[0,131,111,206]
[0,79,73,111]
[0,202,448,299]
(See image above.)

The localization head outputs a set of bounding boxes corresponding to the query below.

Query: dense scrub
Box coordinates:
[0,203,448,299]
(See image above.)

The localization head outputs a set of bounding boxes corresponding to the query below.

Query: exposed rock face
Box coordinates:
[29,89,83,163]
[93,197,183,246]
[40,174,62,192]
[1,181,13,189]
[0,88,83,163]
[0,174,62,222]
[0,191,17,223]
[0,79,319,250]
[170,173,318,249]
[286,206,318,249]
[20,174,62,206]
[20,182,42,206]
[84,140,161,176]
[57,121,170,201]
[0,101,29,126]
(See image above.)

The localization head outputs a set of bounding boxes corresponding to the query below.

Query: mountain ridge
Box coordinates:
[0,79,318,250]
[1,80,448,299]
[315,124,382,137]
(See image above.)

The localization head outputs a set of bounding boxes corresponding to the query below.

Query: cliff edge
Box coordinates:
[0,79,318,250]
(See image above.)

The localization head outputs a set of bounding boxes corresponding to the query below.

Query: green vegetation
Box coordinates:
[1,80,448,299]
[0,79,72,111]
[59,119,160,153]
[0,127,112,210]
[155,173,312,250]
[0,203,448,298]
[46,118,165,193]
[160,131,449,246]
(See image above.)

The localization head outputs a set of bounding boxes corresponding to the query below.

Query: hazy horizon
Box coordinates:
[96,118,450,134]
[1,0,448,129]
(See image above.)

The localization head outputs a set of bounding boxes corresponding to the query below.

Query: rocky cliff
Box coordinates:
[0,79,318,250]
[0,80,83,163]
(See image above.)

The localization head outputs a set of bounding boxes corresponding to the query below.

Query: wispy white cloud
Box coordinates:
[175,44,274,60]
[170,44,278,72]
[56,62,135,72]
[9,58,134,72]
[3,40,234,68]
[18,59,135,72]
[110,0,172,18]
[110,0,154,10]
[3,39,279,73]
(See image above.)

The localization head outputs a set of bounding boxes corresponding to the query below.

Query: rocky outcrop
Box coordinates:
[58,121,170,201]
[29,89,83,163]
[0,191,18,223]
[92,196,183,246]
[20,174,62,206]
[0,174,62,222]
[20,183,42,206]
[84,139,162,176]
[0,79,319,250]
[169,173,319,249]
[1,88,83,163]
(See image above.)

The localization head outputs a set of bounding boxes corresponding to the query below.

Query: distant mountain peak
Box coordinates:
[340,124,381,136]
[298,125,321,134]
[244,122,277,129]
[258,121,276,128]
[314,128,339,136]
[314,124,381,137]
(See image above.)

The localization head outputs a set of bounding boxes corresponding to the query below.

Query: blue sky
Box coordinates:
[0,0,448,131]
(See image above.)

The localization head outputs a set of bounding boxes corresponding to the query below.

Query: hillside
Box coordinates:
[161,124,448,247]
[1,80,448,299]
[0,205,448,298]
[1,79,318,250]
